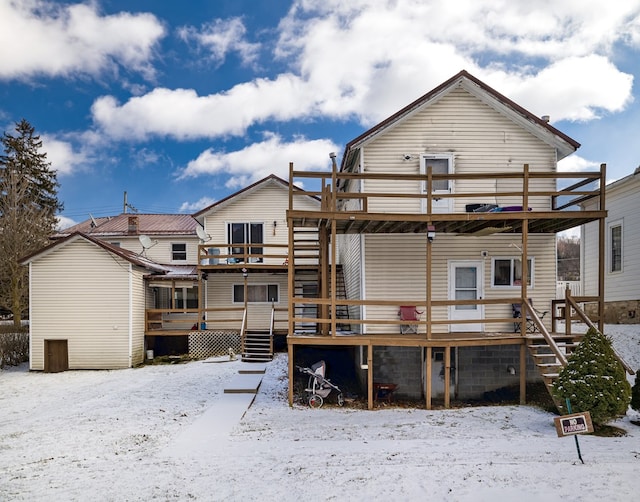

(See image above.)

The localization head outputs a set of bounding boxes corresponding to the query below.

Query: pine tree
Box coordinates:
[552,327,631,425]
[0,119,63,327]
[631,372,640,413]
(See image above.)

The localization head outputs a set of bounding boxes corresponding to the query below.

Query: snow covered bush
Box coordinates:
[0,328,29,368]
[552,327,631,425]
[631,371,640,413]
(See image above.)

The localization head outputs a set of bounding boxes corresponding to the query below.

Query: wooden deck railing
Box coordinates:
[197,243,289,268]
[289,164,605,216]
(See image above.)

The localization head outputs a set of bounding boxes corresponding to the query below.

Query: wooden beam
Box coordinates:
[425,347,432,410]
[519,343,527,405]
[598,163,606,333]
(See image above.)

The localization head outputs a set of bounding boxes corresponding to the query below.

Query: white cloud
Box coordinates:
[0,0,165,80]
[178,17,260,67]
[179,197,217,213]
[91,74,315,140]
[41,135,87,176]
[56,215,77,230]
[178,133,339,186]
[88,0,639,141]
[557,155,600,173]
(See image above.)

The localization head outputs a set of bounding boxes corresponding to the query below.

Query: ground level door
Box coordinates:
[44,339,69,373]
[448,261,484,332]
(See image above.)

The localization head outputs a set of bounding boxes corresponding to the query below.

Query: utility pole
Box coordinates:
[123,191,138,214]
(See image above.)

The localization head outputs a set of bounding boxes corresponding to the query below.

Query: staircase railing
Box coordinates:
[269,302,275,356]
[565,295,635,375]
[526,301,567,366]
[240,308,247,355]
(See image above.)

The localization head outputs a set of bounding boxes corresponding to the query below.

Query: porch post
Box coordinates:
[425,346,432,410]
[519,343,527,404]
[367,343,373,410]
[288,343,294,406]
[443,346,451,408]
[598,163,606,333]
[520,164,529,334]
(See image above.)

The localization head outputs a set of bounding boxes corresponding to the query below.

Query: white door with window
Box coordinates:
[421,154,453,213]
[448,261,484,332]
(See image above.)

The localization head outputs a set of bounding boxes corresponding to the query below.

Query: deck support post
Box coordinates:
[519,343,527,404]
[288,343,294,406]
[444,346,451,408]
[425,346,432,409]
[597,163,606,333]
[367,344,373,410]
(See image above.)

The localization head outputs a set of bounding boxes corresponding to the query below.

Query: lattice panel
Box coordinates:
[188,330,241,359]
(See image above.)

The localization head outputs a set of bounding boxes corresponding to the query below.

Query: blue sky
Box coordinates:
[1,0,640,229]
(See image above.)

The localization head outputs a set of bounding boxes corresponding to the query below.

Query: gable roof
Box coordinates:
[341,70,581,172]
[54,213,199,239]
[20,232,169,274]
[193,174,318,220]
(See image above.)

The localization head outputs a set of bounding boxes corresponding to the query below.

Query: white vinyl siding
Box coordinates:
[358,87,556,214]
[583,175,640,302]
[363,233,555,334]
[109,236,200,265]
[336,233,363,331]
[29,238,140,370]
[202,182,320,266]
[205,274,288,331]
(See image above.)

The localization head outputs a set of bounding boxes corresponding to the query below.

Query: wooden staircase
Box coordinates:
[241,330,273,362]
[526,333,583,411]
[331,264,350,330]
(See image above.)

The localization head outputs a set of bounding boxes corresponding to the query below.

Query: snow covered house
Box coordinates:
[582,167,640,323]
[22,175,320,371]
[285,70,610,409]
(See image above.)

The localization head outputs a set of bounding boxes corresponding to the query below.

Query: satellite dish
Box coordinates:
[139,235,158,252]
[196,226,210,242]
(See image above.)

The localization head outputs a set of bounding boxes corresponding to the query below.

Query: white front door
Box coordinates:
[448,261,484,332]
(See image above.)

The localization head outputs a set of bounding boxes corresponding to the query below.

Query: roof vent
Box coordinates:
[541,115,550,123]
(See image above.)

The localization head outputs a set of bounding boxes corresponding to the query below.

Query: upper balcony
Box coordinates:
[288,163,606,236]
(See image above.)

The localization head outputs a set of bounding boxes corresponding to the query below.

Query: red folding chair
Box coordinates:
[399,306,423,334]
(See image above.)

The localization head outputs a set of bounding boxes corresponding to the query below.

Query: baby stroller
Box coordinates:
[296,360,345,408]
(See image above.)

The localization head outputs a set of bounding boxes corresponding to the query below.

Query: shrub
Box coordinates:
[0,326,29,369]
[552,327,631,425]
[631,371,640,413]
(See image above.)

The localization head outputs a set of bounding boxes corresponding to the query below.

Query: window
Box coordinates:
[609,222,622,273]
[420,154,453,212]
[109,242,121,247]
[174,286,198,309]
[227,223,263,262]
[492,257,533,287]
[233,284,279,303]
[172,243,187,261]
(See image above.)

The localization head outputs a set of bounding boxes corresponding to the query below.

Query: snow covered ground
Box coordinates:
[1,324,639,501]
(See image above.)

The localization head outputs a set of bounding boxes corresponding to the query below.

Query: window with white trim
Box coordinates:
[420,154,453,213]
[171,243,187,261]
[492,257,533,287]
[233,284,279,303]
[609,221,623,273]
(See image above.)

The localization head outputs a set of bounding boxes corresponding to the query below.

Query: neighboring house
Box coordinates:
[20,234,169,371]
[22,175,320,371]
[582,167,640,323]
[286,70,608,409]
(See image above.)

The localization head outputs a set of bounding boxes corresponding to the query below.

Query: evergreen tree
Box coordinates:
[631,372,640,413]
[552,327,631,425]
[0,119,63,327]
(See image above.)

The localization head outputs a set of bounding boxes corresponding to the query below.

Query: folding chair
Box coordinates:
[512,299,548,333]
[399,306,423,334]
